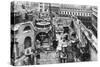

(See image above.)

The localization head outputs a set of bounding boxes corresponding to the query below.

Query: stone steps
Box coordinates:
[38,51,59,64]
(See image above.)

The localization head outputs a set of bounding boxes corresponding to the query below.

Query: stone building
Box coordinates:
[12,21,35,65]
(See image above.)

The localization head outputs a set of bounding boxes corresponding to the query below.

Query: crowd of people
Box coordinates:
[51,18,92,63]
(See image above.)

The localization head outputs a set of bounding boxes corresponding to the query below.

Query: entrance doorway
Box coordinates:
[24,36,32,49]
[35,32,50,48]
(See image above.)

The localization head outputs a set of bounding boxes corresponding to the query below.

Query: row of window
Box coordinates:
[60,11,91,16]
[61,7,88,11]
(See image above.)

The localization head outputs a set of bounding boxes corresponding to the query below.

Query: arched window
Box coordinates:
[73,12,75,16]
[60,11,62,14]
[23,26,31,31]
[65,11,66,14]
[24,37,31,49]
[67,12,69,15]
[78,13,80,16]
[66,11,68,14]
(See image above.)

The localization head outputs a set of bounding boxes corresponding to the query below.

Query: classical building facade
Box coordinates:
[12,21,35,65]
